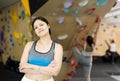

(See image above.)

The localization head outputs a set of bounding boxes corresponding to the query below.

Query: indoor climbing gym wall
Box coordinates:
[0,1,32,64]
[31,0,116,81]
[0,0,118,81]
[33,0,116,51]
[94,23,120,56]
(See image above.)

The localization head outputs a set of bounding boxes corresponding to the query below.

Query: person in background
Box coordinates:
[19,16,63,81]
[102,49,111,63]
[105,39,119,64]
[68,35,95,81]
[66,26,99,81]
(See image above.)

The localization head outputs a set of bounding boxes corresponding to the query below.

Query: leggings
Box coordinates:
[72,47,92,78]
[21,76,54,81]
[110,51,118,62]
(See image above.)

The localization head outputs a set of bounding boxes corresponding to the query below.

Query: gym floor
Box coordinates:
[71,58,120,81]
[0,58,120,81]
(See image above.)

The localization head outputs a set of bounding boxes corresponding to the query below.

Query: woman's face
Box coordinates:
[33,19,50,37]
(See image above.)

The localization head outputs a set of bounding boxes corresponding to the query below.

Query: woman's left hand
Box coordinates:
[48,61,58,68]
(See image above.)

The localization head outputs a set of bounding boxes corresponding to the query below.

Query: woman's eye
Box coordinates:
[39,24,43,26]
[34,27,38,29]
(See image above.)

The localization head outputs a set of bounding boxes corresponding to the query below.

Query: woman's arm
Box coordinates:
[19,62,41,74]
[38,43,63,76]
[19,41,41,74]
[19,68,40,74]
[94,23,100,44]
[19,43,63,76]
[105,40,110,49]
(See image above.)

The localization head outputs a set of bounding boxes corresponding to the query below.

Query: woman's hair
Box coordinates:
[111,39,114,43]
[32,16,51,35]
[86,35,94,47]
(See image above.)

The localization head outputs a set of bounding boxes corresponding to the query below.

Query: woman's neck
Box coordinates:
[38,35,52,45]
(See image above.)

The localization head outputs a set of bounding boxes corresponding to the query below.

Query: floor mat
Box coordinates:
[106,72,120,81]
[111,75,120,81]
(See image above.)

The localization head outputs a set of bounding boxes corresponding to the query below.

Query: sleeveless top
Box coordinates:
[28,40,55,66]
[82,43,95,56]
[110,43,116,52]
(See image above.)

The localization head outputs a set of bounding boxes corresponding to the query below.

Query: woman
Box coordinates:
[66,26,99,81]
[105,39,119,64]
[72,35,95,81]
[19,16,63,81]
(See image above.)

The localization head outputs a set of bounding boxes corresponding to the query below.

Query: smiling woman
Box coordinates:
[19,16,63,81]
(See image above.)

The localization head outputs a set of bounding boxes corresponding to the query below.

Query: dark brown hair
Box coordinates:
[32,16,51,35]
[86,35,94,47]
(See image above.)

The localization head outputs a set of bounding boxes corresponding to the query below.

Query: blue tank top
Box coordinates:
[28,40,55,66]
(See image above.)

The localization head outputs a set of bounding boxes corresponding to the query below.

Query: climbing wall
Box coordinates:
[33,0,116,51]
[94,23,120,56]
[0,1,32,64]
[32,0,116,81]
[0,0,118,81]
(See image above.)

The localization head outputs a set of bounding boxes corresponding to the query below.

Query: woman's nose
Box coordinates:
[38,26,42,30]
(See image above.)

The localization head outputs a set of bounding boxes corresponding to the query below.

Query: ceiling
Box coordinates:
[0,0,19,10]
[0,0,120,25]
[103,0,120,25]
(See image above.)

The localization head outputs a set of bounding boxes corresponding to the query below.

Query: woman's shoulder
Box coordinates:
[54,42,63,50]
[54,42,63,56]
[25,41,34,47]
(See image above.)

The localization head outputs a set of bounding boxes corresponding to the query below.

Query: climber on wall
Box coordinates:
[105,39,120,64]
[65,24,100,81]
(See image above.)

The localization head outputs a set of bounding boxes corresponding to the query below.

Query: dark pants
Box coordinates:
[110,51,119,63]
[103,50,119,63]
